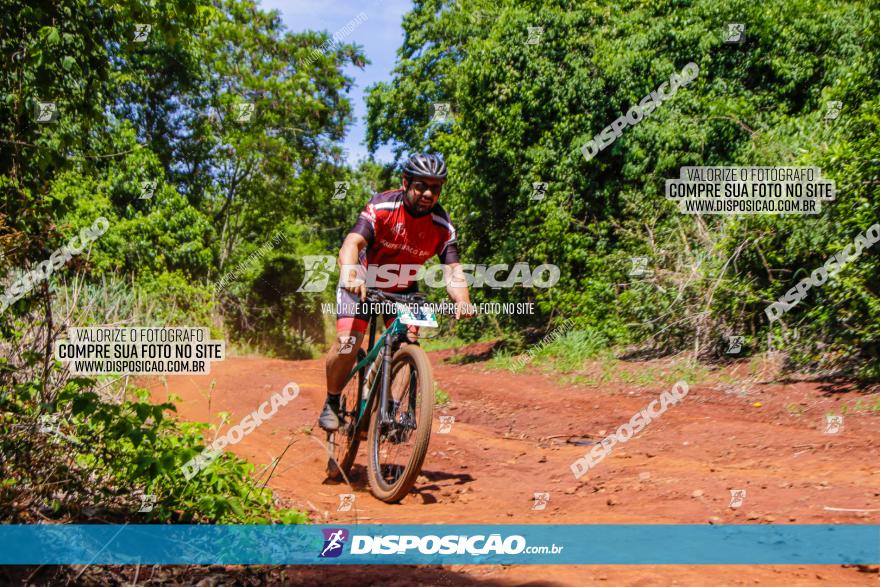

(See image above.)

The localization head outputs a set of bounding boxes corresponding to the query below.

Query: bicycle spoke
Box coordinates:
[375,359,422,486]
[327,349,365,479]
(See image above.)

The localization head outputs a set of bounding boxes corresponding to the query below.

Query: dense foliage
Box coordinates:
[1,0,879,529]
[367,0,880,377]
[0,0,372,523]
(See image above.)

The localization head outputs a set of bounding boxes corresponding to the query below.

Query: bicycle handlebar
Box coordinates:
[364,289,461,316]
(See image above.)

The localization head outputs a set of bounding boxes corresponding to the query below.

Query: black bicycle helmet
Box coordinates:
[402,152,448,180]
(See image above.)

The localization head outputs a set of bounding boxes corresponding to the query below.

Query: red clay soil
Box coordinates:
[143,343,880,586]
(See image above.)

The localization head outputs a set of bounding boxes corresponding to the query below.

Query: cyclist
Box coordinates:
[319,153,474,431]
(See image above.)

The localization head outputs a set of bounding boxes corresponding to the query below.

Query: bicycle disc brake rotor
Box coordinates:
[381,399,417,444]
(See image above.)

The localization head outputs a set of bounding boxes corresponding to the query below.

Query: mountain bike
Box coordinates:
[325,288,448,503]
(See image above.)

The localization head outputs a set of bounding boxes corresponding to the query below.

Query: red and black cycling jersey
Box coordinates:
[349,189,460,292]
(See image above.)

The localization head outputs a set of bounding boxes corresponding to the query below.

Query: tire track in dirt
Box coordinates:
[143,345,880,585]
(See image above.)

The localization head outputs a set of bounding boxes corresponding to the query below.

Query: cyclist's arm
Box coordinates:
[443,262,474,319]
[339,232,368,299]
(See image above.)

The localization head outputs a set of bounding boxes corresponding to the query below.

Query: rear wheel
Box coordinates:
[366,344,434,503]
[326,349,366,481]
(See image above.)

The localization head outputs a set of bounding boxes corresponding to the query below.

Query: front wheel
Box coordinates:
[366,344,434,503]
[326,348,366,481]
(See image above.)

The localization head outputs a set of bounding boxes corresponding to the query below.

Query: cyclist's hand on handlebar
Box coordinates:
[454,301,476,320]
[341,269,367,300]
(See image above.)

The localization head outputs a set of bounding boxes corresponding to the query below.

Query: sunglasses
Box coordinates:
[410,180,443,195]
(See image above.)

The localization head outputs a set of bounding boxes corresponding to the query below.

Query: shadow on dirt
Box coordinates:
[418,469,474,489]
[322,464,369,490]
[772,375,879,396]
[437,341,505,365]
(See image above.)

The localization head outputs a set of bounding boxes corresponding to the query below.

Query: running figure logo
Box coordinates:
[724,23,745,44]
[319,528,349,558]
[338,336,356,355]
[236,102,255,122]
[824,414,843,434]
[333,182,349,200]
[438,415,455,433]
[531,182,547,201]
[140,180,157,200]
[725,335,744,355]
[138,494,156,513]
[337,494,355,512]
[825,101,842,121]
[35,102,58,123]
[133,24,151,42]
[431,102,453,124]
[532,492,550,510]
[729,489,746,509]
[526,26,544,45]
[628,256,652,278]
[297,255,336,292]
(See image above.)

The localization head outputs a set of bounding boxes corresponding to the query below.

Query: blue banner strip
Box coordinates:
[0,524,877,565]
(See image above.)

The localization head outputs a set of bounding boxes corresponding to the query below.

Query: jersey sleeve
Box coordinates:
[432,211,460,264]
[350,201,377,246]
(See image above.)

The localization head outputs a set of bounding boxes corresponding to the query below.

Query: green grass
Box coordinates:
[477,327,716,391]
[420,334,494,352]
[434,383,450,406]
[484,328,609,372]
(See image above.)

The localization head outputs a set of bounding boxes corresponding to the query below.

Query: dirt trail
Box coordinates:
[144,343,880,586]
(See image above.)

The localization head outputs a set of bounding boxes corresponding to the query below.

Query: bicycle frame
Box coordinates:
[345,312,410,431]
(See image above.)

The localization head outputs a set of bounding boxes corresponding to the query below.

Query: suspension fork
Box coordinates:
[378,332,394,424]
